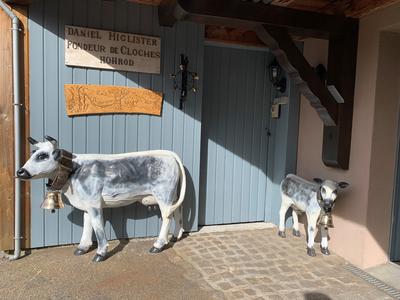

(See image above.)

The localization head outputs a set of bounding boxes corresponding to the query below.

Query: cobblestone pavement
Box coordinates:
[172,228,393,299]
[0,227,395,299]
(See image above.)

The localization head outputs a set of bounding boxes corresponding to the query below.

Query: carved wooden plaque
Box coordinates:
[64,84,163,116]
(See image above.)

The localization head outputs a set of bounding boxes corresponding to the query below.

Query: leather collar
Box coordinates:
[316,186,330,213]
[46,149,73,191]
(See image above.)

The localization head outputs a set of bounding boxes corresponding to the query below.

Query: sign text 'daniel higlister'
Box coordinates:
[65,25,161,74]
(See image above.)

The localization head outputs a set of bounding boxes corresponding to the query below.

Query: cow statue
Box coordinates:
[278,174,349,257]
[17,136,186,262]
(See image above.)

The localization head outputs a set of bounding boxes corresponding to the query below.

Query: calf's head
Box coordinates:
[313,178,349,212]
[17,136,61,180]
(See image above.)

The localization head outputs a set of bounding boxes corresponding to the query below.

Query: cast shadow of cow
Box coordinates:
[66,167,196,259]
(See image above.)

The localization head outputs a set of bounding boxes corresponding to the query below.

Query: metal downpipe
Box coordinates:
[0,0,23,260]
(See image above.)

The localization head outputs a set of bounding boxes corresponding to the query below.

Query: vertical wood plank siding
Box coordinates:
[29,0,204,247]
[265,72,300,225]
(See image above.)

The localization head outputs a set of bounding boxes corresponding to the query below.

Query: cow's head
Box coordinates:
[17,136,61,180]
[313,178,349,212]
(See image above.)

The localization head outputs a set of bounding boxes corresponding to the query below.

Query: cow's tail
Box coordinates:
[165,152,186,218]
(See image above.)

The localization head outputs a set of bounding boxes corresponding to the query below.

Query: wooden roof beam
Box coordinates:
[159,0,356,39]
[159,0,342,125]
[159,0,359,169]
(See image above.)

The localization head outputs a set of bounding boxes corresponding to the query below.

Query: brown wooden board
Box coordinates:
[14,5,30,250]
[64,84,163,116]
[0,5,14,251]
[0,4,30,251]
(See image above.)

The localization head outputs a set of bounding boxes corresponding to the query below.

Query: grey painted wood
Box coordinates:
[57,0,73,245]
[29,0,204,247]
[43,0,59,246]
[29,0,45,248]
[199,46,273,225]
[265,70,300,226]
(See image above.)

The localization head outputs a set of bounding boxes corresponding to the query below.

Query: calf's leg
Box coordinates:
[292,210,301,237]
[74,211,93,256]
[306,213,319,257]
[150,215,172,253]
[171,205,184,243]
[278,195,291,238]
[88,208,109,262]
[320,227,330,255]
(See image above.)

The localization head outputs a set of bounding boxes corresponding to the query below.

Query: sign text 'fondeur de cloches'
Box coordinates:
[65,25,161,74]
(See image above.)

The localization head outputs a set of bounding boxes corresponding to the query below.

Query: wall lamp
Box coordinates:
[268,58,286,93]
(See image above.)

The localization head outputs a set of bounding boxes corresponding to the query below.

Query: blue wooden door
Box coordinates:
[199,45,273,225]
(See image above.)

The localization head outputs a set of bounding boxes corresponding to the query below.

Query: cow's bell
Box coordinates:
[41,191,64,213]
[319,213,334,229]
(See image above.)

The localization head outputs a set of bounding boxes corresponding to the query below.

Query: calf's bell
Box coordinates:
[41,191,64,213]
[319,213,334,229]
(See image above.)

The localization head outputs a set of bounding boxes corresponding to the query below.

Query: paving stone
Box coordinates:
[173,228,392,300]
[244,288,257,296]
[217,281,232,290]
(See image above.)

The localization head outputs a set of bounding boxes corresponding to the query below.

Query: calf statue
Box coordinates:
[278,174,349,257]
[17,136,186,262]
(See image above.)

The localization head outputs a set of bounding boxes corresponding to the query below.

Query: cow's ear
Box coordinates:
[313,178,323,184]
[28,137,38,145]
[338,182,349,189]
[52,149,61,161]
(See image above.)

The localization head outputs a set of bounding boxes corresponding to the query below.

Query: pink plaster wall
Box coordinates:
[296,3,400,268]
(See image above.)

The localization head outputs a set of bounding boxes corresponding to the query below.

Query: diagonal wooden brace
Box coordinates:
[256,25,339,126]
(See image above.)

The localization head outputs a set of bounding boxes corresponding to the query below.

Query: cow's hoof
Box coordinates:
[292,229,301,237]
[320,246,330,255]
[170,236,178,243]
[149,246,164,254]
[307,247,316,257]
[278,231,286,238]
[74,248,88,256]
[92,254,106,262]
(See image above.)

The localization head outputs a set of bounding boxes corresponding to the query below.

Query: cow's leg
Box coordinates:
[306,213,319,257]
[292,210,301,237]
[278,195,291,238]
[87,208,109,262]
[171,205,184,243]
[74,211,93,256]
[149,215,172,253]
[320,227,330,255]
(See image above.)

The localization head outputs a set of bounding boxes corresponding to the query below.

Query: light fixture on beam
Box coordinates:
[268,58,286,93]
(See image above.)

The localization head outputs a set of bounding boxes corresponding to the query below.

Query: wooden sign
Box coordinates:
[64,84,163,116]
[65,25,161,74]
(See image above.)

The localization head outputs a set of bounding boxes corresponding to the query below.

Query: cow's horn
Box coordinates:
[44,135,57,145]
[27,137,38,145]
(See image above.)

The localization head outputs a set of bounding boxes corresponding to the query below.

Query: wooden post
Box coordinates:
[0,6,14,251]
[322,23,359,169]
